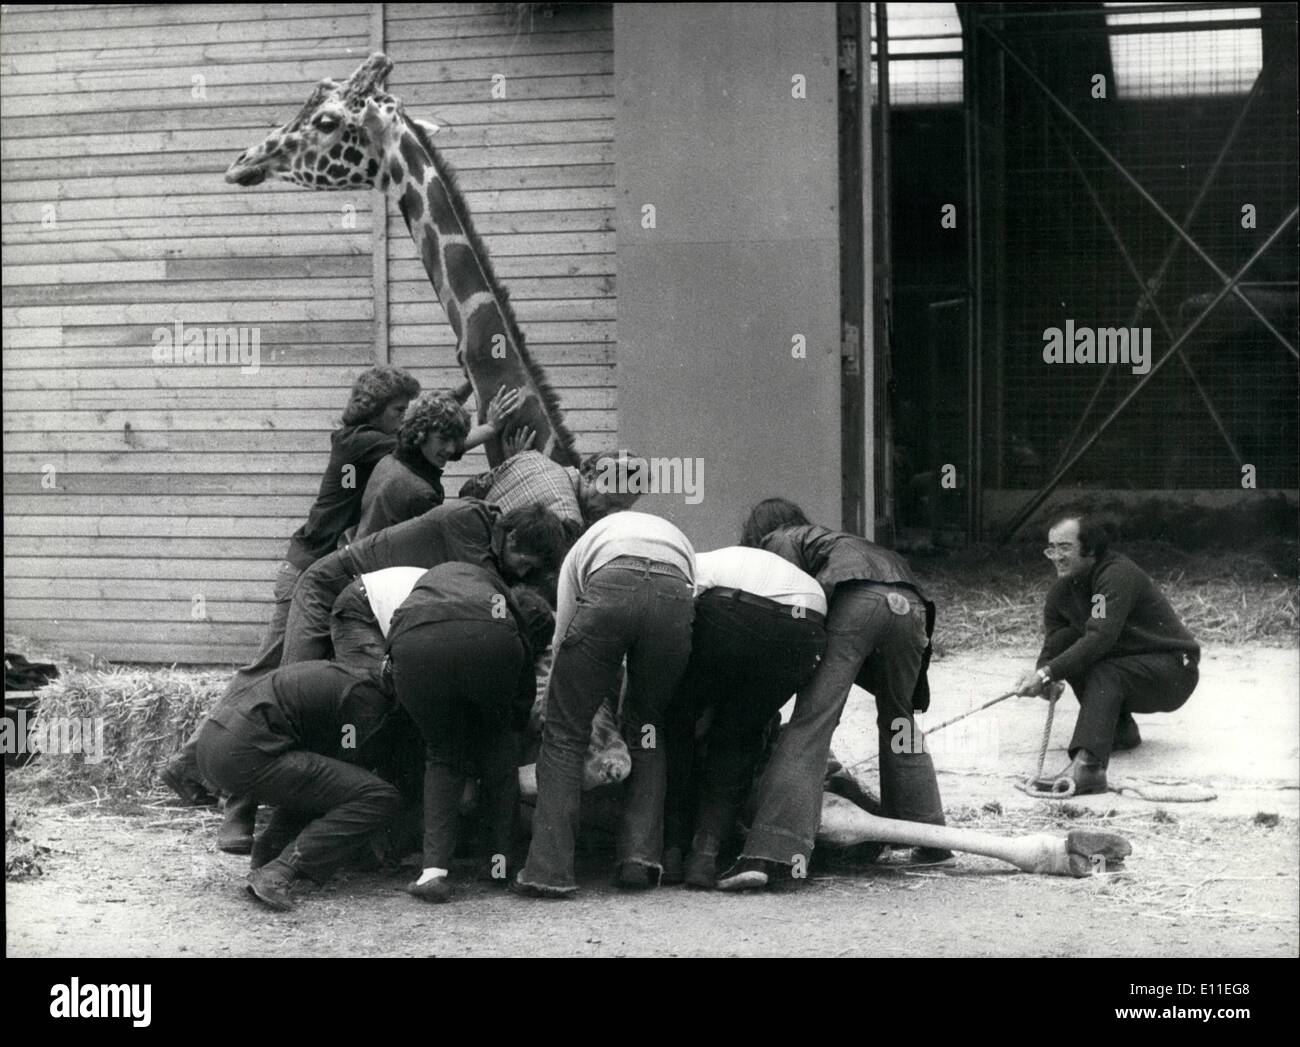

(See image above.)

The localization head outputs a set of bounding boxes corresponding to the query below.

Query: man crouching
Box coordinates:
[196,661,404,911]
[1013,511,1200,794]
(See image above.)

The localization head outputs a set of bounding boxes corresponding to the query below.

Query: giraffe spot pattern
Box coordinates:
[445,296,462,337]
[428,180,458,232]
[445,243,491,302]
[399,134,425,183]
[400,185,424,224]
[327,163,351,180]
[329,144,343,160]
[463,305,510,372]
[367,159,379,179]
[343,147,364,166]
[389,159,404,184]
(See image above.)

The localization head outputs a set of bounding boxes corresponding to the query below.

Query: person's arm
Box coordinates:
[463,387,523,451]
[1043,562,1139,682]
[1036,583,1078,667]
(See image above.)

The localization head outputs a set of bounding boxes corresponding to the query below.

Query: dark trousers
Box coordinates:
[195,719,401,882]
[1066,650,1199,762]
[331,582,387,672]
[520,564,694,890]
[664,590,826,859]
[743,582,943,865]
[174,561,302,785]
[389,619,525,870]
[283,559,353,665]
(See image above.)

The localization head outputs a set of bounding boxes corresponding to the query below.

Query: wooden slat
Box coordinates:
[1,2,616,664]
[0,76,614,119]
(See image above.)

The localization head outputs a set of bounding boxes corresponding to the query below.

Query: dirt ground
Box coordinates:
[7,645,1298,957]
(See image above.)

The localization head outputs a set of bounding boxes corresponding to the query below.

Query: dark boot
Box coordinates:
[245,858,296,911]
[878,745,952,862]
[1057,748,1108,795]
[683,849,718,890]
[217,795,258,855]
[1112,711,1142,752]
[160,746,217,807]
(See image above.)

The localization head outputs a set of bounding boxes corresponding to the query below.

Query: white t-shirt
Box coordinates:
[694,547,828,616]
[359,566,428,636]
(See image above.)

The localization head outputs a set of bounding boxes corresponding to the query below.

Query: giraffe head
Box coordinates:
[225,53,434,190]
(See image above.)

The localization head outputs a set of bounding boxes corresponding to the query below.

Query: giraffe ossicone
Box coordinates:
[226,52,579,468]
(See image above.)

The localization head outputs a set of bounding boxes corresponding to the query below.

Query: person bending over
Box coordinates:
[514,511,696,897]
[663,545,827,889]
[720,497,946,892]
[385,563,554,903]
[282,499,569,664]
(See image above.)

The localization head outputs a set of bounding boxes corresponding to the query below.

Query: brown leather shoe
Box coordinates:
[405,876,453,904]
[1056,749,1108,796]
[245,859,296,911]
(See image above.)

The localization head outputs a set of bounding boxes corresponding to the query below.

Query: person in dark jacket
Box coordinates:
[717,498,948,892]
[194,660,405,912]
[386,563,554,903]
[352,386,523,541]
[1013,512,1200,794]
[282,499,570,665]
[163,365,420,849]
[662,546,828,889]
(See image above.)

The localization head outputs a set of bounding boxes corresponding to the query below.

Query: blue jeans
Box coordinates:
[519,564,694,891]
[742,582,942,865]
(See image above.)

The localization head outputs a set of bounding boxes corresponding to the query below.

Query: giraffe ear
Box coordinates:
[413,117,442,138]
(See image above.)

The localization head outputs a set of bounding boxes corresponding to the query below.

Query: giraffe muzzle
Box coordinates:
[225,161,267,187]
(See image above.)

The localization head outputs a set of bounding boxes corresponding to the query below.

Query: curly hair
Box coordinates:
[740,497,812,547]
[394,391,472,458]
[341,365,421,425]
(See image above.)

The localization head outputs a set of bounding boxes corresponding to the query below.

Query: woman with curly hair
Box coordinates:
[164,365,418,846]
[352,385,521,540]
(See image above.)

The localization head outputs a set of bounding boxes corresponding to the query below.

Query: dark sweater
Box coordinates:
[209,661,397,759]
[285,424,395,570]
[302,499,505,610]
[353,450,446,541]
[1036,551,1200,681]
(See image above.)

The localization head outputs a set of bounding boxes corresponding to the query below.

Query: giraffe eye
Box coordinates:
[314,114,340,132]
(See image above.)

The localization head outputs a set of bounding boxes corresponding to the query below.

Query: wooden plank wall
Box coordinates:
[2,2,616,663]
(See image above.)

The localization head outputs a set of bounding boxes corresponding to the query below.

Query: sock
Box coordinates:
[416,867,449,886]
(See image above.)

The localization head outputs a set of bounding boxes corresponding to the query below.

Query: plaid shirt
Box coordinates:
[461,451,583,528]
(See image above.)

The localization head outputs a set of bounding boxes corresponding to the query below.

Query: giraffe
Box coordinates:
[225,52,579,469]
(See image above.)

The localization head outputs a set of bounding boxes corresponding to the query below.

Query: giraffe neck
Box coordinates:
[380,116,579,467]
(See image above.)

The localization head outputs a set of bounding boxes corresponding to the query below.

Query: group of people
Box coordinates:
[162,365,1201,911]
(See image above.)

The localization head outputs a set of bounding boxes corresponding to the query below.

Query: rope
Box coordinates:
[1015,689,1075,798]
[1033,690,1058,782]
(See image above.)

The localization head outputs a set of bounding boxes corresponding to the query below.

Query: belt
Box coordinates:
[600,555,691,584]
[703,586,826,626]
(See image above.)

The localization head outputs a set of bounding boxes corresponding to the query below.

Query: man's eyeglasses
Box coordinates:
[1043,542,1079,557]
